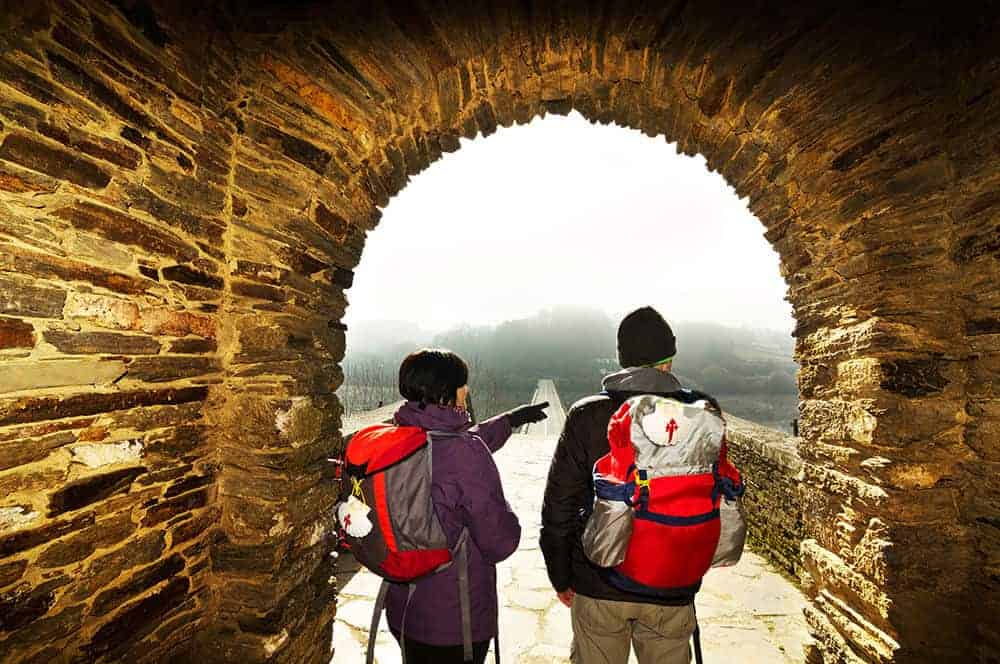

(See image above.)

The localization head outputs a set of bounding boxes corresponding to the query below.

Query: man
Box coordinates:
[540,306,697,664]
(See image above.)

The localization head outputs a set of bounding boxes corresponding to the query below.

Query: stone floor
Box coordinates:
[332,434,813,663]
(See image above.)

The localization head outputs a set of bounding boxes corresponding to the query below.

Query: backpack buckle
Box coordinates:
[350,477,367,505]
[634,470,651,507]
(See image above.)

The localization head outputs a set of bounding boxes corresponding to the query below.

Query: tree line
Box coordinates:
[339,306,799,431]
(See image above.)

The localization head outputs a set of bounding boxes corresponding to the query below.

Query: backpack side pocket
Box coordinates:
[711,494,747,567]
[583,497,634,567]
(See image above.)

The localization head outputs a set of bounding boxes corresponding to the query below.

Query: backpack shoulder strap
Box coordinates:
[454,528,474,662]
[600,390,627,409]
[366,579,390,664]
[452,527,502,663]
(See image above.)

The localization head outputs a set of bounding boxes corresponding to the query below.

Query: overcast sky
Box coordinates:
[343,111,794,336]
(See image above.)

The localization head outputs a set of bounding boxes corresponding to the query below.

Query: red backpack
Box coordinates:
[337,424,491,664]
[341,424,453,580]
[582,391,746,595]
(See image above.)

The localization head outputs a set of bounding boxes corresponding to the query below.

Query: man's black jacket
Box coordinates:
[539,367,700,606]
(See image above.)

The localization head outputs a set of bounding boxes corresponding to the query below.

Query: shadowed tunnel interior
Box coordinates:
[0,2,998,663]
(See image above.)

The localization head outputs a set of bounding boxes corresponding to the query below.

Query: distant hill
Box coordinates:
[340,307,798,431]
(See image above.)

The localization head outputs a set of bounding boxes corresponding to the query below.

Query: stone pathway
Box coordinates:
[332,434,812,663]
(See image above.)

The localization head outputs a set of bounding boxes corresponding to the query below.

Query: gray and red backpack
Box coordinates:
[582,390,747,664]
[337,423,492,664]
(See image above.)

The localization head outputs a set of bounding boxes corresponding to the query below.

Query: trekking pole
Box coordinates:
[692,602,703,664]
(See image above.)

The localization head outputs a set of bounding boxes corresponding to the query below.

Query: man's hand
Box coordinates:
[505,402,549,429]
[556,587,575,608]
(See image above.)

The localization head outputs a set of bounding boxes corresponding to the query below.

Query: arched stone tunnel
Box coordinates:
[0,2,997,662]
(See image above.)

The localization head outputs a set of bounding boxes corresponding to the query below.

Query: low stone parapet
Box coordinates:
[725,414,805,580]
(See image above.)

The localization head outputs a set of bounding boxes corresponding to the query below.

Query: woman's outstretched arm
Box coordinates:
[469,413,513,453]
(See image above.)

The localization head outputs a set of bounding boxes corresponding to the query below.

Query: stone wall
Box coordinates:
[727,416,805,580]
[0,2,997,663]
[0,3,239,662]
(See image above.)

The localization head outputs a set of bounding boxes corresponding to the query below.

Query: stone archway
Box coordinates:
[0,2,996,663]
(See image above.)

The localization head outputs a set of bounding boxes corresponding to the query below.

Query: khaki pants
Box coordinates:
[570,594,696,664]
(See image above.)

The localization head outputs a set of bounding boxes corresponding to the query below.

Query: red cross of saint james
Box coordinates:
[343,514,352,528]
[665,418,678,443]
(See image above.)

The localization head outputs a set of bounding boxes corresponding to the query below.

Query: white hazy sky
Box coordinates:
[344,111,794,335]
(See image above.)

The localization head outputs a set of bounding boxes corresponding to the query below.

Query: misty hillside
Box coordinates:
[344,319,436,357]
[341,306,798,432]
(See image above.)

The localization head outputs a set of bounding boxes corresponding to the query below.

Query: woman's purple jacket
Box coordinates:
[384,401,521,646]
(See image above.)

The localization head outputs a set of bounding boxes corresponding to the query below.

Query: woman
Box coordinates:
[385,348,548,664]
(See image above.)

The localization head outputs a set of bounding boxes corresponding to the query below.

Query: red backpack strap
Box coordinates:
[346,424,428,475]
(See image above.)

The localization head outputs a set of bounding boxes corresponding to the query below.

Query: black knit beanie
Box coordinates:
[617,306,677,368]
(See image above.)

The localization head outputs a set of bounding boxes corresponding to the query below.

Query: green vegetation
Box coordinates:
[340,306,799,432]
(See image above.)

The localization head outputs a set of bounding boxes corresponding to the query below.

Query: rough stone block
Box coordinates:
[0,506,39,534]
[0,605,84,652]
[161,264,224,289]
[246,120,331,175]
[0,163,59,194]
[46,49,153,131]
[800,399,878,445]
[0,133,110,189]
[120,183,226,245]
[140,308,215,338]
[170,507,219,546]
[48,467,146,517]
[0,358,127,394]
[879,358,950,398]
[0,559,27,589]
[167,337,217,354]
[0,58,63,109]
[212,537,287,575]
[314,202,352,244]
[126,356,221,383]
[0,512,95,557]
[91,553,186,617]
[0,577,71,632]
[0,317,34,350]
[71,134,142,170]
[232,281,288,302]
[64,231,136,271]
[43,329,161,355]
[53,201,199,262]
[1,466,66,500]
[68,530,166,602]
[0,242,150,296]
[164,472,215,499]
[0,423,82,470]
[83,576,190,660]
[63,292,141,330]
[148,163,226,215]
[36,513,136,568]
[141,487,210,527]
[0,386,209,427]
[70,440,144,468]
[801,539,892,629]
[0,275,66,318]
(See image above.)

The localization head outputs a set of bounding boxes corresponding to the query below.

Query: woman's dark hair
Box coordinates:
[398,348,469,407]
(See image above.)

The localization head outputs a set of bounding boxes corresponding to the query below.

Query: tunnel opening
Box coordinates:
[331,110,809,660]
